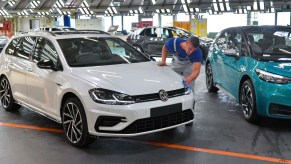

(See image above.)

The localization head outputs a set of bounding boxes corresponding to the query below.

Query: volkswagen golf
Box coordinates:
[0,31,195,147]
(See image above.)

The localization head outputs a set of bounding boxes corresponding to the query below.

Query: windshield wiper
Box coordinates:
[278,48,291,55]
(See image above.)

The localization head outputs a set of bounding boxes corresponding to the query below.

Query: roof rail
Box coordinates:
[51,30,111,35]
[22,31,56,36]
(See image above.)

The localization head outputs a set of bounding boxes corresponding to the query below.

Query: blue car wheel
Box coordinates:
[240,80,260,123]
[206,63,219,92]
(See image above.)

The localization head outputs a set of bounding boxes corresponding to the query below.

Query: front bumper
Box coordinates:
[84,94,195,137]
[256,81,291,119]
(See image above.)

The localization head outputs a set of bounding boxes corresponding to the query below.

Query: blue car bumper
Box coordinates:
[255,80,291,119]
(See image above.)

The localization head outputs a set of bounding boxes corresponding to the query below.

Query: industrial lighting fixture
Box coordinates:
[212,0,219,12]
[30,0,40,8]
[226,2,230,11]
[219,2,224,11]
[235,7,247,14]
[253,1,258,10]
[181,0,189,13]
[259,1,264,10]
[8,1,15,7]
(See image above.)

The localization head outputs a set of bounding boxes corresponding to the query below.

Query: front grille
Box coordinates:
[269,103,291,116]
[96,109,194,134]
[132,88,185,103]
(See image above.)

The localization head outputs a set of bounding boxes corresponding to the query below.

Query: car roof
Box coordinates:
[222,25,291,31]
[12,31,113,40]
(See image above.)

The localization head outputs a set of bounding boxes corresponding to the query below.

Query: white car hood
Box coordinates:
[71,61,184,95]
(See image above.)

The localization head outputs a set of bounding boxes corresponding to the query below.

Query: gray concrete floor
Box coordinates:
[1,64,291,164]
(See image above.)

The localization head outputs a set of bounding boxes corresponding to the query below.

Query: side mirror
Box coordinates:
[143,53,156,61]
[224,49,236,55]
[37,59,57,71]
[149,55,156,61]
[224,49,239,59]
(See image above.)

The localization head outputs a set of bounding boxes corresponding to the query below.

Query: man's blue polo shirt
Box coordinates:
[165,37,202,63]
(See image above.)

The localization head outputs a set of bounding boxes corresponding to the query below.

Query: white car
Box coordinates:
[0,31,195,147]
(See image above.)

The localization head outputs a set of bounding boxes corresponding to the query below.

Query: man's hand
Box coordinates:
[185,62,202,85]
[185,76,192,85]
[158,62,167,66]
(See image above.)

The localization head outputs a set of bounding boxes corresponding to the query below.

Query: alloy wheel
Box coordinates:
[0,78,11,109]
[206,63,213,88]
[241,84,253,118]
[63,102,83,144]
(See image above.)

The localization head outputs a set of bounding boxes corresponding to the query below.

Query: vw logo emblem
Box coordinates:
[159,90,168,102]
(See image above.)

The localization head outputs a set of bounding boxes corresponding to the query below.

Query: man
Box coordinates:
[159,36,202,94]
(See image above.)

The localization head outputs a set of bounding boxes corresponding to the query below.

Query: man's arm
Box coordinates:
[185,62,201,85]
[158,45,168,66]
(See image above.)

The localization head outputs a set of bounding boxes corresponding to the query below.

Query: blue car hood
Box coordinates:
[260,62,291,77]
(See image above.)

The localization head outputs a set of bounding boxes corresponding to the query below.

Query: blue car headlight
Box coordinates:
[255,69,291,84]
[89,88,135,105]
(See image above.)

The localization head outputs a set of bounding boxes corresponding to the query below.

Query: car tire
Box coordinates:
[240,80,260,123]
[0,77,21,111]
[185,121,193,126]
[133,45,144,53]
[205,63,219,92]
[199,45,208,61]
[62,97,96,147]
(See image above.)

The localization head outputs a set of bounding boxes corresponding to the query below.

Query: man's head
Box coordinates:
[185,36,200,54]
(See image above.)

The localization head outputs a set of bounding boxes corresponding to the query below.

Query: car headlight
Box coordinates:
[89,88,135,105]
[255,69,291,84]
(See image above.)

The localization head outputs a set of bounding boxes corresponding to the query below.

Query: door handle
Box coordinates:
[26,67,33,72]
[8,63,14,67]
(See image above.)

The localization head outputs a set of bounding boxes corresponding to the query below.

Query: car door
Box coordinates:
[4,37,34,103]
[25,37,60,117]
[221,29,247,96]
[211,31,228,86]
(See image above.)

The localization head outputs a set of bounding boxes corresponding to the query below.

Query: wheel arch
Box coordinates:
[238,74,252,104]
[60,92,82,122]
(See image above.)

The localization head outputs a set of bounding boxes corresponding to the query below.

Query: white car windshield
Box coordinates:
[58,37,150,67]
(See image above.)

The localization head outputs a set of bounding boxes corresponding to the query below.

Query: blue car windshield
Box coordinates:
[245,26,291,62]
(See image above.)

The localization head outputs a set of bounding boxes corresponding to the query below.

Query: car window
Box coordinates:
[57,37,150,67]
[144,28,157,37]
[16,37,36,60]
[33,37,58,65]
[5,38,21,56]
[226,30,242,53]
[214,32,227,50]
[243,26,291,61]
[162,28,174,38]
[138,29,145,36]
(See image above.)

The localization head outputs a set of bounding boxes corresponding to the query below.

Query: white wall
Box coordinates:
[123,15,138,31]
[177,13,190,22]
[75,18,104,30]
[277,12,291,26]
[17,16,54,32]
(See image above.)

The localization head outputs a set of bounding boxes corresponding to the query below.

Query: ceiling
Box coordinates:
[0,0,290,17]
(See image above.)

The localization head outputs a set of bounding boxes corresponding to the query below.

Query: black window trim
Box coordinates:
[33,36,63,71]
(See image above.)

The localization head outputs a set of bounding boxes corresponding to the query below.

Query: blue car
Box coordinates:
[206,26,291,123]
